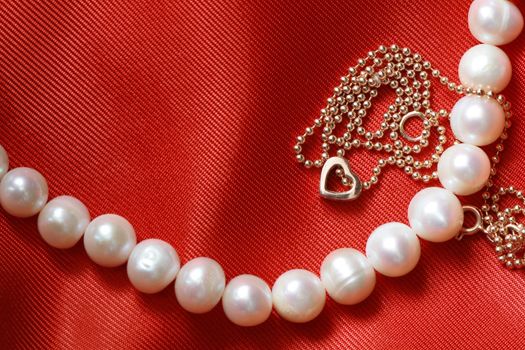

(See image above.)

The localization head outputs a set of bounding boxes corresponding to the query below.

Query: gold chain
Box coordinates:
[294,44,524,269]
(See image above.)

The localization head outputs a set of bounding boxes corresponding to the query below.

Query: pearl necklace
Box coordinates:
[0,0,523,327]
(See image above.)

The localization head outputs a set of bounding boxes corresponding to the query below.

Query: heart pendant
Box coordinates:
[319,157,362,200]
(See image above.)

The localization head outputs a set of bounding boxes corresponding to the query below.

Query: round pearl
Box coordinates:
[127,239,180,294]
[365,222,420,277]
[222,275,272,327]
[458,44,511,93]
[84,214,137,267]
[468,0,523,45]
[437,143,491,196]
[320,248,376,305]
[272,269,326,323]
[0,145,8,180]
[0,167,48,218]
[450,95,505,146]
[175,257,225,314]
[408,187,464,243]
[37,196,91,249]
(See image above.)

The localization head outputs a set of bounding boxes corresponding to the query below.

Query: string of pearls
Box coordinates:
[0,0,522,327]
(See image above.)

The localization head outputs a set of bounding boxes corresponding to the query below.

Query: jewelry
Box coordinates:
[295,4,524,271]
[0,0,523,327]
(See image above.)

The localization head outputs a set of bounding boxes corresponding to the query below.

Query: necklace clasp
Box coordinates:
[456,205,483,241]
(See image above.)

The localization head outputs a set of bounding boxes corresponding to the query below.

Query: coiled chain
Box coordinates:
[294,44,525,269]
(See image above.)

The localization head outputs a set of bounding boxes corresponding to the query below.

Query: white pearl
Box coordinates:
[437,143,490,196]
[0,167,48,218]
[127,239,180,294]
[0,145,8,180]
[365,222,420,277]
[84,214,137,267]
[272,269,326,323]
[469,0,523,45]
[450,95,505,146]
[320,248,375,305]
[458,44,511,93]
[37,196,91,249]
[408,187,464,242]
[222,274,272,327]
[175,257,225,314]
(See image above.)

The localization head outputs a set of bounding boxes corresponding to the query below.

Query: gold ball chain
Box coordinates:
[294,44,524,269]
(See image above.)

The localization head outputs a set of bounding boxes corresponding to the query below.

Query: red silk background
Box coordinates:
[1,0,525,349]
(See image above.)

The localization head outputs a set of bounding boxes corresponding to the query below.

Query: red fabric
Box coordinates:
[1,0,525,349]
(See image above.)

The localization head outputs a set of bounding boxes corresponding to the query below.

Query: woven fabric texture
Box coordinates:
[1,0,525,349]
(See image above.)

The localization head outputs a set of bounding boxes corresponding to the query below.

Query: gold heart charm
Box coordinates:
[319,157,362,200]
